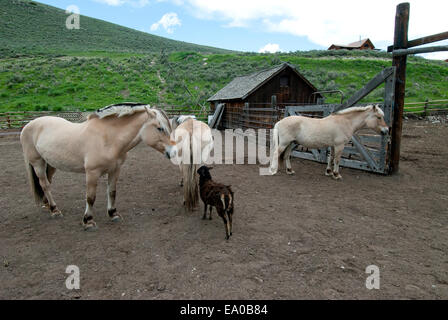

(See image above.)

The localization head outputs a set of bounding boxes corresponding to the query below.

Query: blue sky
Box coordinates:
[38,0,447,59]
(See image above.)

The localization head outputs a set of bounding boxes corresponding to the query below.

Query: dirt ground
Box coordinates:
[0,120,447,300]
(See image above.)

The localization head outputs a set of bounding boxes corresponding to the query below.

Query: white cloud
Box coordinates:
[150,12,182,33]
[420,51,448,61]
[259,43,281,53]
[172,0,448,52]
[93,0,149,7]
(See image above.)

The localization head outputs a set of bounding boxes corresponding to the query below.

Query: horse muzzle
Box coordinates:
[380,127,389,136]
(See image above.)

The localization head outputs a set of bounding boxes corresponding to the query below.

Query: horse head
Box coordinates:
[365,105,389,135]
[140,107,175,159]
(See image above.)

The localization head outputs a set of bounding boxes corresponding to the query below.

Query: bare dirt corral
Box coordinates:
[0,120,447,300]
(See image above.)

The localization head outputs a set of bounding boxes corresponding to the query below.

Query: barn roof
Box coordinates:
[329,38,375,50]
[207,63,319,102]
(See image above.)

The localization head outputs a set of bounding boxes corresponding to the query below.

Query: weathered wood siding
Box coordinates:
[211,67,318,129]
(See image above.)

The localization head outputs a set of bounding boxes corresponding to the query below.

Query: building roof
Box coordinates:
[328,38,374,50]
[207,62,319,102]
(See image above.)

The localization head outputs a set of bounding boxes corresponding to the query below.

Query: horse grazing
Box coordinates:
[268,105,389,179]
[20,103,174,230]
[172,118,213,211]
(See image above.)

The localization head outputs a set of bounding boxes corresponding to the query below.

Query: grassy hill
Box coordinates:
[1,50,447,112]
[0,0,447,113]
[0,0,230,57]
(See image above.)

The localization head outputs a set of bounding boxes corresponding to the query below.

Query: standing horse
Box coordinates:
[20,103,174,230]
[268,105,389,179]
[172,118,214,211]
[170,115,197,131]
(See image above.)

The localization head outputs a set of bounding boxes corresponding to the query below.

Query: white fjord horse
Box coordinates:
[171,117,214,211]
[20,103,175,230]
[268,105,389,180]
[169,115,197,131]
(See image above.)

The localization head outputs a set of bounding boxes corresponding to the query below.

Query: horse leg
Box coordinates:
[326,147,335,176]
[209,205,213,220]
[269,143,287,175]
[32,160,62,218]
[82,169,101,230]
[42,165,57,209]
[284,143,296,175]
[332,145,344,180]
[179,165,183,187]
[107,167,122,222]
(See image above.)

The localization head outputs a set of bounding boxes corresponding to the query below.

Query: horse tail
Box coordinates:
[24,158,44,206]
[182,135,199,211]
[273,121,280,155]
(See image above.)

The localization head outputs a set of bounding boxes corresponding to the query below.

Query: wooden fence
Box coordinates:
[404,99,448,116]
[0,107,211,130]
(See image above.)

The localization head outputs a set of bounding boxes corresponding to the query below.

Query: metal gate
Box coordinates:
[286,66,396,174]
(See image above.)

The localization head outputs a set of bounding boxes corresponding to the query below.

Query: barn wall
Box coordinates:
[209,66,320,130]
[246,68,315,105]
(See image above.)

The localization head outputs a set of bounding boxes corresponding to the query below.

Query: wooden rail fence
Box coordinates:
[404,99,448,116]
[0,107,211,130]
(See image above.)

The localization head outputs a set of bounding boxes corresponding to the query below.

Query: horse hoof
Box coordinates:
[325,170,333,176]
[51,210,63,218]
[332,174,342,181]
[286,169,295,175]
[268,169,277,175]
[110,214,123,223]
[83,221,97,231]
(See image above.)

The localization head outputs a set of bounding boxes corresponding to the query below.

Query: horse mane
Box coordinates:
[177,115,196,125]
[94,103,150,119]
[90,103,172,132]
[334,105,384,116]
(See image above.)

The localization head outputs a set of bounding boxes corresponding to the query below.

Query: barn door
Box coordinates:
[285,67,396,174]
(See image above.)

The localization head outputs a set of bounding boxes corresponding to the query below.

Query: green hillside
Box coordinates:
[0,0,230,57]
[0,0,447,113]
[1,50,447,112]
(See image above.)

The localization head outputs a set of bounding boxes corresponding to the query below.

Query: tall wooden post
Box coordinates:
[390,2,409,174]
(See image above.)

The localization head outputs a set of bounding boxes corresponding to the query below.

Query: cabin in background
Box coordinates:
[207,63,322,129]
[328,38,375,50]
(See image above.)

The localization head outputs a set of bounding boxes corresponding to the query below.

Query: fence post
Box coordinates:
[390,2,409,175]
[7,114,11,129]
[424,98,429,117]
[271,95,278,123]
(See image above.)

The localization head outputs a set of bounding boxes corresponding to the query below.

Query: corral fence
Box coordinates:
[0,111,90,130]
[404,99,448,116]
[0,106,211,131]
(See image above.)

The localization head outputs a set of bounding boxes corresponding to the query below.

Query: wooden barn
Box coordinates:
[208,63,322,129]
[328,38,375,50]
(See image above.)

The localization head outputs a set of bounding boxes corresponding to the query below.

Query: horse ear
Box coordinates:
[146,109,157,118]
[372,105,377,111]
